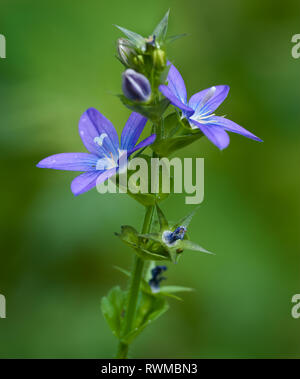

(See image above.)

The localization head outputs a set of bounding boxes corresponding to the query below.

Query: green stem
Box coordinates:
[116,205,154,359]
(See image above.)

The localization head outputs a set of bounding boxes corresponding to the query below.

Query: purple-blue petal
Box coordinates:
[36,153,99,171]
[95,167,118,188]
[159,84,194,114]
[71,170,103,196]
[205,116,263,142]
[79,108,119,157]
[191,120,230,150]
[128,134,156,156]
[166,63,188,104]
[120,112,147,152]
[189,85,230,116]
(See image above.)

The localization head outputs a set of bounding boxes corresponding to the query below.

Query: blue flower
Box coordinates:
[159,63,262,150]
[149,265,167,292]
[37,108,156,196]
[162,226,187,247]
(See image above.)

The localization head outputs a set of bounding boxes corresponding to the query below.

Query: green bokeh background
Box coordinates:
[1,0,299,358]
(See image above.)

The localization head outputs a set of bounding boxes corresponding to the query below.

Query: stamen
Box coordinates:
[109,151,115,164]
[190,113,215,124]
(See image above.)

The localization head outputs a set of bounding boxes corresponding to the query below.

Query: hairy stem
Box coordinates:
[116,205,154,358]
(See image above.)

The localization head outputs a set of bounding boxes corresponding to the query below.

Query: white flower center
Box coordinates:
[96,152,118,170]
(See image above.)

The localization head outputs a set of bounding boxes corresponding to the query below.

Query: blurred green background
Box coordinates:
[0,0,300,358]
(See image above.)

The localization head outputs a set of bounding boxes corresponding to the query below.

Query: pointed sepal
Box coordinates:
[173,205,201,230]
[152,9,170,46]
[156,204,169,231]
[115,25,146,51]
[166,33,188,44]
[180,240,215,255]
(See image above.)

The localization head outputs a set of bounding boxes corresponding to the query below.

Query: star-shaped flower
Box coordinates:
[37,108,156,195]
[159,63,262,150]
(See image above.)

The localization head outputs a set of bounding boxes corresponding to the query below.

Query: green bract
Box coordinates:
[151,112,204,156]
[115,205,214,263]
[118,95,169,123]
[116,11,174,115]
[101,285,169,344]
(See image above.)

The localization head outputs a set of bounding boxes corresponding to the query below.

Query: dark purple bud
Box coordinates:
[122,69,151,102]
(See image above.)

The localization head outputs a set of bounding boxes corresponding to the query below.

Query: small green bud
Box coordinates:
[153,49,166,70]
[132,54,144,67]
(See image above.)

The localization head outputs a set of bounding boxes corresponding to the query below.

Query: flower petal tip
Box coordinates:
[71,185,81,197]
[36,159,48,168]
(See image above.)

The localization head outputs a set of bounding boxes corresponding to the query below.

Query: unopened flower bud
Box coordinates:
[153,48,166,69]
[117,38,136,67]
[122,69,151,102]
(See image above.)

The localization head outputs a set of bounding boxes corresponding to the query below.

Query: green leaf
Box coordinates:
[138,246,169,260]
[151,112,203,157]
[162,112,182,137]
[115,225,139,248]
[114,266,131,277]
[152,9,170,45]
[156,204,169,231]
[114,266,191,301]
[101,286,126,338]
[158,285,194,301]
[138,232,162,243]
[122,292,169,344]
[115,25,146,51]
[119,95,169,122]
[115,226,169,260]
[180,240,214,255]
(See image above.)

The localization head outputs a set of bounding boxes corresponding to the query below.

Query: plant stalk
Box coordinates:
[116,205,154,358]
